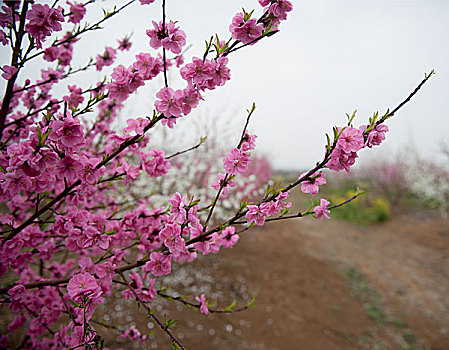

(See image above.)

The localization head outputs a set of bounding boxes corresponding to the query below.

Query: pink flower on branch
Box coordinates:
[155,87,183,117]
[48,113,85,150]
[146,20,186,54]
[96,46,117,71]
[314,199,331,221]
[223,148,251,175]
[245,202,271,226]
[67,1,86,24]
[300,172,326,195]
[219,226,239,248]
[143,252,172,277]
[337,126,364,153]
[125,117,150,135]
[211,173,237,196]
[141,149,171,177]
[195,294,209,315]
[364,124,388,148]
[1,65,17,80]
[230,12,264,45]
[118,36,132,51]
[328,148,358,173]
[25,4,64,48]
[67,272,102,303]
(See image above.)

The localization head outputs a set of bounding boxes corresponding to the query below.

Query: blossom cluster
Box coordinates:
[0,0,414,348]
[328,124,388,173]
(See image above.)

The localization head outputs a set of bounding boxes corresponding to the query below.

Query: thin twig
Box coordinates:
[117,270,187,350]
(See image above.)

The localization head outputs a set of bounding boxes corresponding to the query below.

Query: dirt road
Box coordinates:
[99,212,449,349]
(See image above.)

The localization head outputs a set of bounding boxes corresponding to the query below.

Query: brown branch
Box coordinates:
[0,0,29,135]
[117,270,187,350]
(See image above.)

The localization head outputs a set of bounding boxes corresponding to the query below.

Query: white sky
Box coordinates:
[1,0,448,169]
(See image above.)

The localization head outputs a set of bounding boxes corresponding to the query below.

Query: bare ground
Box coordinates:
[97,209,449,350]
[2,210,448,349]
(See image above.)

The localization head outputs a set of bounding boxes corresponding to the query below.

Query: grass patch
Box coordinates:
[340,268,407,328]
[328,189,391,226]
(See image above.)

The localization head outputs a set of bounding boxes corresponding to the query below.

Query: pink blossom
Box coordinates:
[314,199,331,221]
[0,5,18,28]
[95,47,116,71]
[118,36,132,51]
[122,271,144,300]
[79,155,104,185]
[175,54,184,67]
[155,87,183,117]
[63,85,84,108]
[133,53,158,80]
[141,149,171,177]
[219,226,239,248]
[337,127,364,153]
[143,252,172,276]
[168,192,188,223]
[1,65,17,80]
[230,12,263,44]
[241,131,257,151]
[223,148,251,175]
[107,65,145,102]
[121,326,146,344]
[300,172,326,195]
[2,171,33,196]
[180,57,214,87]
[117,161,141,183]
[77,226,110,250]
[0,30,8,46]
[139,278,157,302]
[44,47,61,62]
[161,22,186,54]
[125,117,150,135]
[55,155,82,182]
[67,2,86,24]
[161,228,186,257]
[328,148,358,173]
[365,124,388,148]
[140,0,155,4]
[177,85,202,115]
[8,313,26,333]
[245,202,271,226]
[25,4,64,48]
[48,114,85,149]
[67,272,102,302]
[0,336,7,349]
[211,173,237,196]
[146,20,186,54]
[195,294,209,315]
[107,81,130,102]
[207,57,231,89]
[270,0,294,20]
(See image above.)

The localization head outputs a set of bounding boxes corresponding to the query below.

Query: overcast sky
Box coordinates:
[2,0,448,169]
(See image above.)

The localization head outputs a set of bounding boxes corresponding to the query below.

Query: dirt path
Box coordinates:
[5,211,447,349]
[100,213,449,349]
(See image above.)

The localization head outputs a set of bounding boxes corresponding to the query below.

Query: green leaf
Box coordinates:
[68,300,80,308]
[248,297,256,307]
[167,319,178,327]
[223,300,237,312]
